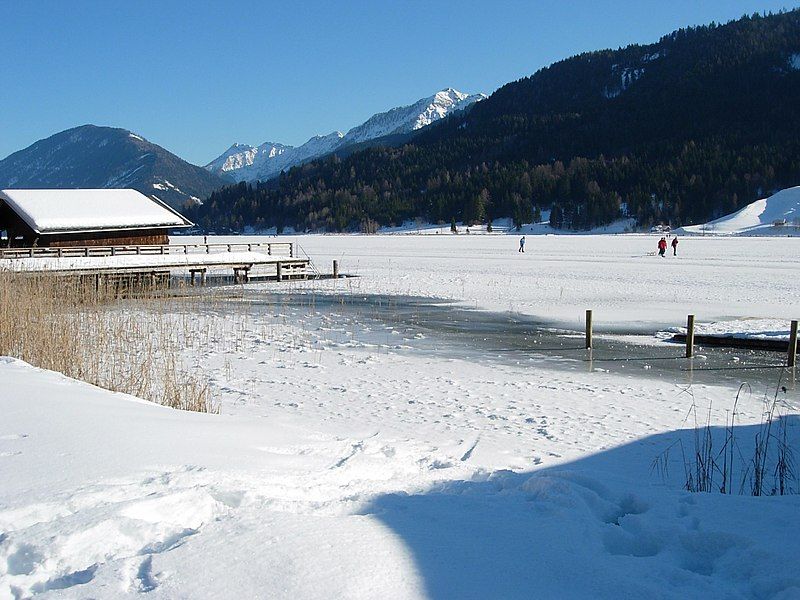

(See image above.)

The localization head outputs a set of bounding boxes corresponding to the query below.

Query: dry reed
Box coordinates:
[0,272,216,412]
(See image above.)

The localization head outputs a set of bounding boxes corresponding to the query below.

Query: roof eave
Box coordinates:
[34,223,193,236]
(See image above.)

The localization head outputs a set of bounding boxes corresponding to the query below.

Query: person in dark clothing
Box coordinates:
[519,236,526,252]
[658,237,667,257]
[671,237,679,256]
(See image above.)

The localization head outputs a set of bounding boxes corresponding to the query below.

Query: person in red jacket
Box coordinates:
[671,236,679,256]
[658,237,667,257]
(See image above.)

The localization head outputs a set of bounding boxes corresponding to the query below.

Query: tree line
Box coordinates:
[188,10,800,232]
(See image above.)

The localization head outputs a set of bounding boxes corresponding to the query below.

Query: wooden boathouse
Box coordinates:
[0,188,311,285]
[0,188,192,247]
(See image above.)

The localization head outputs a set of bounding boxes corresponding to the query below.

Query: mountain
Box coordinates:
[189,10,800,233]
[0,125,229,210]
[205,88,485,183]
[339,88,485,146]
[206,134,344,183]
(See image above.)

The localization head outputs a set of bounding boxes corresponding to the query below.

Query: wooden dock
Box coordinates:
[670,333,793,353]
[0,242,311,284]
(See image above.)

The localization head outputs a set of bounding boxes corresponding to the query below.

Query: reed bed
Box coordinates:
[0,272,223,412]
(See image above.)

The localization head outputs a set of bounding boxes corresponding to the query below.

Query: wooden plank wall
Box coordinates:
[48,230,170,247]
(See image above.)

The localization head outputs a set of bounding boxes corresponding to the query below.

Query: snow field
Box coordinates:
[2,330,799,598]
[2,233,800,598]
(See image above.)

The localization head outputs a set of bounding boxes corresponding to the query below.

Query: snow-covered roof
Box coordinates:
[0,188,192,234]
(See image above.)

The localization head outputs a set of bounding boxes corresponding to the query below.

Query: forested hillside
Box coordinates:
[189,10,800,232]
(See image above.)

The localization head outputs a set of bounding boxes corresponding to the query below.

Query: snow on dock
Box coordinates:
[0,242,310,282]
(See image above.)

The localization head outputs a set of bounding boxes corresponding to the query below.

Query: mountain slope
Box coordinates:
[205,88,485,183]
[206,134,345,184]
[190,10,800,232]
[679,186,800,235]
[0,125,229,210]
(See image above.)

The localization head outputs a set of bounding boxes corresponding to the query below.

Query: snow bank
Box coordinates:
[2,352,799,598]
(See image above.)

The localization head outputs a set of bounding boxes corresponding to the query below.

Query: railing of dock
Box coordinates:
[0,242,295,260]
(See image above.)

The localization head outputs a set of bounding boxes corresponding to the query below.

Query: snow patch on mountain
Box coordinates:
[789,52,800,70]
[206,88,485,183]
[152,180,185,195]
[604,64,646,98]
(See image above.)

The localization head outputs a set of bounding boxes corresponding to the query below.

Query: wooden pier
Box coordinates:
[0,242,311,285]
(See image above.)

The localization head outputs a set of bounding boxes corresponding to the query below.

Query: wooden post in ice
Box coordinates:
[686,314,695,359]
[333,260,339,279]
[585,310,593,349]
[788,320,798,367]
[276,262,283,282]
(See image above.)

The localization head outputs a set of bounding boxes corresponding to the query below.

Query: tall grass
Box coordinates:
[0,272,216,412]
[652,378,798,496]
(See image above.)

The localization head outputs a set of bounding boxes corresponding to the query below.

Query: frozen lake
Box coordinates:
[201,289,796,394]
[187,233,800,328]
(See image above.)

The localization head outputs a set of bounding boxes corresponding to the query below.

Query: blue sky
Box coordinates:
[1,1,796,165]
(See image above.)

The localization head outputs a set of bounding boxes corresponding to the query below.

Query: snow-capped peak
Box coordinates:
[205,142,290,175]
[205,88,485,183]
[341,88,486,146]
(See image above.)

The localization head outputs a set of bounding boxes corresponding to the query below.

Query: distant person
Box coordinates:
[658,237,667,257]
[671,236,679,256]
[519,236,526,253]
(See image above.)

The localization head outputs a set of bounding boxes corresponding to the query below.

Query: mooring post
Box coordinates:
[333,260,339,279]
[585,309,593,349]
[788,320,798,367]
[686,314,695,358]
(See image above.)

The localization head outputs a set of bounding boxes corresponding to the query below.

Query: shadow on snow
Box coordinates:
[364,417,800,599]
